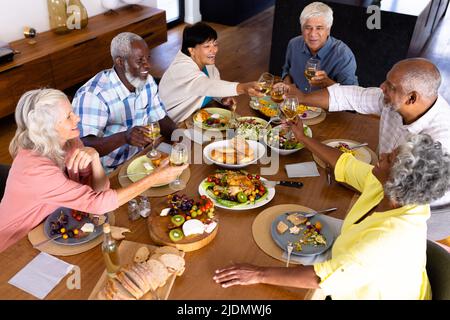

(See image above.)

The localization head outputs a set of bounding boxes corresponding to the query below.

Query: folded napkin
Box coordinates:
[282,215,343,266]
[285,162,320,178]
[8,252,74,299]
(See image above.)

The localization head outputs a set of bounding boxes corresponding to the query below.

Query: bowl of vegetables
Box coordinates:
[265,124,313,155]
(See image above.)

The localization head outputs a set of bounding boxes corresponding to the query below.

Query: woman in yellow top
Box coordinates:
[213,119,450,299]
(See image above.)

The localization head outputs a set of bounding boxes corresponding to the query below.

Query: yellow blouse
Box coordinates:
[314,153,431,300]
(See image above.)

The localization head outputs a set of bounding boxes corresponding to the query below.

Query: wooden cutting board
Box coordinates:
[88,240,184,300]
[147,214,219,252]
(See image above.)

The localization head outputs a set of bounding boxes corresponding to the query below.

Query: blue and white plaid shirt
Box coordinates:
[72,68,167,173]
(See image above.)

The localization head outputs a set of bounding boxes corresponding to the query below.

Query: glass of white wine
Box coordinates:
[280,95,300,140]
[257,72,274,95]
[169,143,189,191]
[304,58,320,93]
[146,121,161,160]
[280,95,300,121]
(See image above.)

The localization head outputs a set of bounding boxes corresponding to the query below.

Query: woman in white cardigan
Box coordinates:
[159,22,261,123]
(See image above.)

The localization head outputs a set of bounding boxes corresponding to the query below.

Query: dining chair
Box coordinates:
[0,164,10,200]
[426,239,450,300]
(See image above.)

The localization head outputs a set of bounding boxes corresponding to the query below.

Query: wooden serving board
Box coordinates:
[147,213,219,252]
[88,240,184,300]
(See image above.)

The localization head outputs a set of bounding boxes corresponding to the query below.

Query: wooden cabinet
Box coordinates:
[0,5,167,119]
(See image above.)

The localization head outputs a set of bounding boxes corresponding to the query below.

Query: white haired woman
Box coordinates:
[0,89,187,253]
[214,118,450,299]
[282,1,358,92]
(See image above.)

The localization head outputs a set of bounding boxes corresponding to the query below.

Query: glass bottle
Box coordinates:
[67,0,89,29]
[47,0,70,34]
[102,223,120,277]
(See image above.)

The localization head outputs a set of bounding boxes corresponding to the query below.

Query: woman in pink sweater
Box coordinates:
[0,89,187,252]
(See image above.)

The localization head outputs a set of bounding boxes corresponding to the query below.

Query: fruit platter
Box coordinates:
[147,194,219,252]
[193,107,232,131]
[43,207,108,245]
[198,170,276,210]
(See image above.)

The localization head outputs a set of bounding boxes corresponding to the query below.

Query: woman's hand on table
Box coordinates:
[213,263,263,288]
[67,147,100,173]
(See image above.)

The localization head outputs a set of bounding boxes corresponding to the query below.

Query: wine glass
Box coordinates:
[146,121,161,160]
[304,58,320,93]
[280,95,300,139]
[280,95,300,121]
[270,85,285,104]
[257,72,274,95]
[169,143,189,191]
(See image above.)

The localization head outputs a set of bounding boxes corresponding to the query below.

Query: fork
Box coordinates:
[286,242,294,267]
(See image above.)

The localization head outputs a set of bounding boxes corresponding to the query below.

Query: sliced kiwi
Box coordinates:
[171,215,186,227]
[169,229,184,242]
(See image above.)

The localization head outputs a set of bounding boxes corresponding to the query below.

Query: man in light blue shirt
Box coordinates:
[73,32,177,173]
[282,2,358,92]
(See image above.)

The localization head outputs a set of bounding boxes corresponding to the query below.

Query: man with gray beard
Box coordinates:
[73,32,176,173]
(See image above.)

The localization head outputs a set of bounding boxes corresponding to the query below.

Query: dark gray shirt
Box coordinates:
[282,35,358,92]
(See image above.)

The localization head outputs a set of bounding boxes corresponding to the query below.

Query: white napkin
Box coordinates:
[285,162,321,178]
[8,252,74,299]
[282,215,343,266]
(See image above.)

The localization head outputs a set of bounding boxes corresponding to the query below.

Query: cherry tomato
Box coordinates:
[255,175,260,180]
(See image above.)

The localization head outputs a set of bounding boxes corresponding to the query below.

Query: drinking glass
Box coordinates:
[280,95,300,121]
[146,121,161,160]
[257,72,274,95]
[169,143,189,191]
[270,85,285,104]
[304,58,320,93]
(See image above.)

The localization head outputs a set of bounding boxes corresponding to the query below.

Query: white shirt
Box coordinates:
[159,51,238,123]
[327,84,450,207]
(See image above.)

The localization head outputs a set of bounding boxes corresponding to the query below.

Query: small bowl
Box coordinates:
[264,124,313,155]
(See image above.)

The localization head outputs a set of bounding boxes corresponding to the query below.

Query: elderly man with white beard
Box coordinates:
[72,32,176,173]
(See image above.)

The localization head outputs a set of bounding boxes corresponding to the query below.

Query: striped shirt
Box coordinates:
[72,68,167,172]
[328,84,450,207]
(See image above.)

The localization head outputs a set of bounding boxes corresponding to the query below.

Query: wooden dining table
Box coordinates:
[0,96,379,300]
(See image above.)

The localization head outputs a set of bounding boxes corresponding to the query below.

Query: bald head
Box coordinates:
[392,58,441,100]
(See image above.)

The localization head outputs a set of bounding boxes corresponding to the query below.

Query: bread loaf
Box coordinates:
[97,246,185,300]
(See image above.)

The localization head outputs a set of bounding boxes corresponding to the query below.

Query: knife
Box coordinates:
[284,207,337,218]
[264,180,303,188]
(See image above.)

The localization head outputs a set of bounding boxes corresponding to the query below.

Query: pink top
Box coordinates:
[0,139,118,252]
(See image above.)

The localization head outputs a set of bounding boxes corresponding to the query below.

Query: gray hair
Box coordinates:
[300,2,333,29]
[110,32,144,60]
[9,89,69,168]
[385,134,450,206]
[396,59,441,100]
